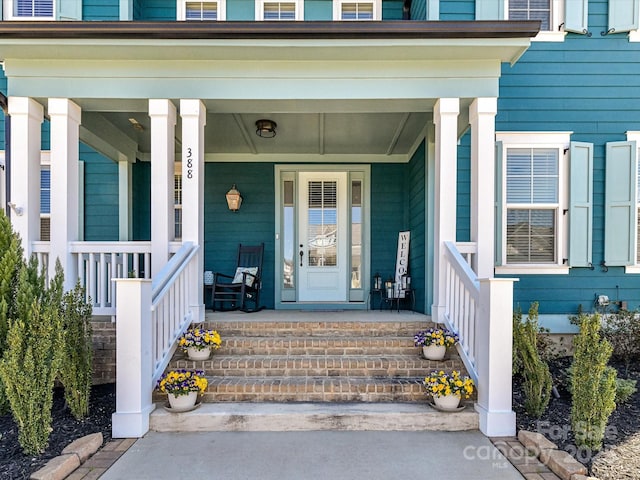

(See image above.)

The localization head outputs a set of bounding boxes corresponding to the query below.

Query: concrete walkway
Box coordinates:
[99,430,524,480]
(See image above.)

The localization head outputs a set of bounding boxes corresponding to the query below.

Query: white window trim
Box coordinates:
[3,0,55,20]
[630,30,640,42]
[504,0,566,42]
[332,0,381,21]
[256,0,303,21]
[624,131,640,272]
[177,0,226,21]
[495,132,571,275]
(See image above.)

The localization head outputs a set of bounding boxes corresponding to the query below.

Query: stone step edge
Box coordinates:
[149,402,479,432]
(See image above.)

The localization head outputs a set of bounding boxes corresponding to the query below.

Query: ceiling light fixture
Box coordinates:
[255,119,277,138]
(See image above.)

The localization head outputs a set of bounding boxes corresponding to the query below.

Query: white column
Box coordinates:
[470,98,497,278]
[49,98,81,289]
[119,0,134,20]
[112,278,153,438]
[149,99,176,277]
[8,97,43,259]
[476,278,518,436]
[431,98,459,322]
[118,158,132,241]
[180,99,206,323]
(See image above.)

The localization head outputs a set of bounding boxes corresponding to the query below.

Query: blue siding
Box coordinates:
[81,144,119,241]
[132,161,151,241]
[204,163,275,309]
[138,0,175,20]
[227,0,256,20]
[408,142,426,312]
[456,134,470,242]
[83,0,119,20]
[440,0,474,21]
[134,0,143,19]
[305,0,331,20]
[489,0,640,314]
[371,164,407,288]
[410,0,426,20]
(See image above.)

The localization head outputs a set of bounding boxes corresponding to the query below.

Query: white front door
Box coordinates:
[298,172,348,301]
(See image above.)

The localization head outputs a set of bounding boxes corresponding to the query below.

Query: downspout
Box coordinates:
[0,89,9,219]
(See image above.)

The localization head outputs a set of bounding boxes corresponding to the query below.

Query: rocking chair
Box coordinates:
[210,243,264,312]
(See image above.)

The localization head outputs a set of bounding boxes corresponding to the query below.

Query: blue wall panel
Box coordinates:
[408,142,426,312]
[204,163,275,309]
[382,0,404,20]
[84,0,119,20]
[491,0,640,315]
[132,161,151,241]
[456,133,470,243]
[410,0,426,20]
[305,0,331,20]
[82,144,119,241]
[227,0,255,20]
[439,0,474,20]
[138,0,175,20]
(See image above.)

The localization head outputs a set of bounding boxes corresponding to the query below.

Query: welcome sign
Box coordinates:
[395,231,410,298]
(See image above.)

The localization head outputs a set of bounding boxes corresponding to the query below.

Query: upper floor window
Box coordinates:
[334,0,380,20]
[4,0,54,20]
[505,0,566,41]
[177,0,225,21]
[257,0,302,20]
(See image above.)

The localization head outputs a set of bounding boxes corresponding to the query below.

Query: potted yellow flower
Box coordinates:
[156,369,208,411]
[179,328,222,360]
[423,370,474,410]
[413,327,459,360]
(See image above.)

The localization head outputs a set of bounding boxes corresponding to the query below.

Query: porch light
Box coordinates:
[226,184,243,212]
[255,119,277,138]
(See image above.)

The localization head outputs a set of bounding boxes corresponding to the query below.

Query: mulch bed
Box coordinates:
[514,356,640,478]
[0,384,115,480]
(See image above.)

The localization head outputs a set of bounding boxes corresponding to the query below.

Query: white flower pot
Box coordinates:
[434,394,461,410]
[422,344,446,360]
[187,346,211,360]
[167,391,198,410]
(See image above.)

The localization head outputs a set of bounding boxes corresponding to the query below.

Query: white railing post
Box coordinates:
[112,278,154,438]
[475,278,518,437]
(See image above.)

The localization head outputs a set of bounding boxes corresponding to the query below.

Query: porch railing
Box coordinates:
[150,241,200,385]
[442,241,480,381]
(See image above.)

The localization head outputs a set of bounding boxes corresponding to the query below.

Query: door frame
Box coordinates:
[274,164,371,309]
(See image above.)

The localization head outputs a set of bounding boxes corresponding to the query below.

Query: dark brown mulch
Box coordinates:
[514,356,640,476]
[0,384,115,480]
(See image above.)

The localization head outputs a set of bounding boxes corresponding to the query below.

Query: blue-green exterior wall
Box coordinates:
[83,0,119,20]
[81,144,120,240]
[408,141,426,313]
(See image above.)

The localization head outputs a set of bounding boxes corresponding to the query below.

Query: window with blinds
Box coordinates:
[15,0,53,17]
[506,148,558,263]
[185,1,218,20]
[40,167,51,241]
[307,180,338,267]
[341,2,373,20]
[263,2,296,20]
[509,0,551,31]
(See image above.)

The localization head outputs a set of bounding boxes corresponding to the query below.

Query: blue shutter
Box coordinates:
[57,0,82,20]
[564,0,589,34]
[604,141,637,266]
[476,0,503,20]
[495,141,503,266]
[426,0,439,20]
[568,142,593,267]
[608,0,639,34]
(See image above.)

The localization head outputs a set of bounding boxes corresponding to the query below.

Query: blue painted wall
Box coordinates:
[138,0,175,20]
[227,0,255,20]
[81,144,120,240]
[83,0,119,20]
[439,0,474,20]
[408,141,426,313]
[382,0,404,20]
[132,161,151,241]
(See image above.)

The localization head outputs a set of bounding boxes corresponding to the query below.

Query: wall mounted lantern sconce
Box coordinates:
[226,184,243,212]
[255,119,277,138]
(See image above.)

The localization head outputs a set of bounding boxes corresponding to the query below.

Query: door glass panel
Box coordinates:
[308,180,337,267]
[283,180,295,289]
[351,180,362,288]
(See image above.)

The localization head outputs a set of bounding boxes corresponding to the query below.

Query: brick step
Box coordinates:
[170,354,465,378]
[149,402,479,432]
[215,336,423,356]
[202,320,435,337]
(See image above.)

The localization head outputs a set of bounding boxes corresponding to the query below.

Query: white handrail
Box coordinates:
[443,241,480,382]
[150,241,199,385]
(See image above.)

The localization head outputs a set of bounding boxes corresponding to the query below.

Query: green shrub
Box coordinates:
[59,281,93,420]
[615,378,637,404]
[513,302,553,418]
[570,313,617,452]
[601,309,640,375]
[0,211,24,413]
[0,259,64,454]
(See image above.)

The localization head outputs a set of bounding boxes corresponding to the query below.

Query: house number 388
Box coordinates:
[186,147,194,179]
